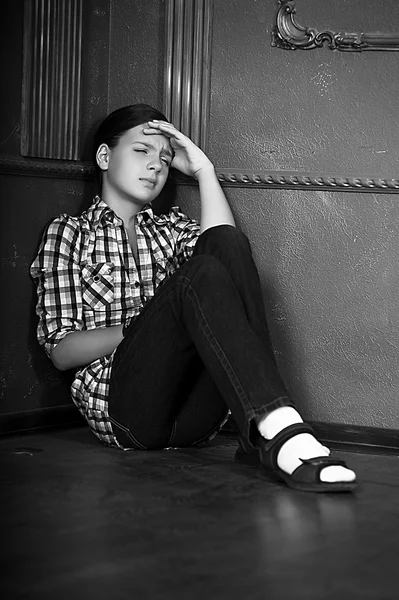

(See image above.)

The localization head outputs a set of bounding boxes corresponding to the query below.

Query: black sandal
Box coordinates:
[235,422,358,493]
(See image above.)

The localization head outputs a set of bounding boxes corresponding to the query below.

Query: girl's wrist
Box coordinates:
[194,161,215,181]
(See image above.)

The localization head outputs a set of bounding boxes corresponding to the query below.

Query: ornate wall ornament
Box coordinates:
[272,0,399,52]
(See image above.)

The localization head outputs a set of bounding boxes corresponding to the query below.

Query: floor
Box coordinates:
[1,427,398,600]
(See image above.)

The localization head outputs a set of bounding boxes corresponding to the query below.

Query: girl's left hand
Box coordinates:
[143,120,214,179]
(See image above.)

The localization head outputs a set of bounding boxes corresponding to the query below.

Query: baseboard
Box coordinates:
[222,417,399,455]
[310,421,399,455]
[0,405,85,436]
[1,406,398,454]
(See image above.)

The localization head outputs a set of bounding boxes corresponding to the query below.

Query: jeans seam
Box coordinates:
[108,415,147,450]
[247,397,293,421]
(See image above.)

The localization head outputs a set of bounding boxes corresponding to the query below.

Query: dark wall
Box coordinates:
[1,0,399,433]
[0,0,165,422]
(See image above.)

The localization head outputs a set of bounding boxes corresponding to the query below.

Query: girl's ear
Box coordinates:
[96,143,110,171]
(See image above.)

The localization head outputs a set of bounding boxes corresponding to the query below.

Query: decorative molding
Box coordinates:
[0,156,93,179]
[215,169,399,193]
[163,0,213,150]
[21,0,83,159]
[272,0,399,52]
[1,156,398,193]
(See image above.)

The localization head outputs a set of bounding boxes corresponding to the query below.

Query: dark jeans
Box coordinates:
[108,225,292,450]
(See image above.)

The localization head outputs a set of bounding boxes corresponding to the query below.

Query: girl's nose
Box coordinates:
[148,158,162,172]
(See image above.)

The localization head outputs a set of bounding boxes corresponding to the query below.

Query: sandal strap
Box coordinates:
[291,455,349,485]
[257,422,315,470]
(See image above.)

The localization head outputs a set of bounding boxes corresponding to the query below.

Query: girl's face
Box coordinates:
[100,124,173,207]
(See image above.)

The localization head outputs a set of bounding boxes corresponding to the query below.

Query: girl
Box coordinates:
[31,104,357,492]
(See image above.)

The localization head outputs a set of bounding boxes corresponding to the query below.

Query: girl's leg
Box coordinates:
[109,225,355,487]
[194,226,355,486]
[108,272,229,450]
[192,225,276,360]
[190,226,355,486]
[108,244,289,449]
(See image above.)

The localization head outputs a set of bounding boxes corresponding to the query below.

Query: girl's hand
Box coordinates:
[143,120,214,179]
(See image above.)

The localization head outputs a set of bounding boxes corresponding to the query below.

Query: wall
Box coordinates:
[1,0,398,434]
[0,0,166,428]
[176,0,399,429]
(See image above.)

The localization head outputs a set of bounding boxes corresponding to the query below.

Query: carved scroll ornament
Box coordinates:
[272,0,399,52]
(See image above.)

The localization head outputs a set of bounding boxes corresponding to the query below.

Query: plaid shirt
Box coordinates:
[30,196,201,448]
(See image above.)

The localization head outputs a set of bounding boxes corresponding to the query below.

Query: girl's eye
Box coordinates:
[162,158,171,166]
[135,148,147,154]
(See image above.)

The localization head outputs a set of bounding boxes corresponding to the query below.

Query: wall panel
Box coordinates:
[174,0,399,430]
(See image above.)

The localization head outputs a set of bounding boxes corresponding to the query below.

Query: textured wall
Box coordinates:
[209,0,399,174]
[0,174,88,414]
[175,0,399,428]
[1,0,399,432]
[107,0,165,111]
[229,188,399,427]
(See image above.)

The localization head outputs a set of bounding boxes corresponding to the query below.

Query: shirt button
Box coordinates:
[134,281,140,288]
[93,275,100,283]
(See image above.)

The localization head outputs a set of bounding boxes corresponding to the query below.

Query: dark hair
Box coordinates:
[92,103,170,187]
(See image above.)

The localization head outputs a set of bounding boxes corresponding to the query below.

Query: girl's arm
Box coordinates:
[195,162,235,233]
[144,121,235,232]
[51,325,124,371]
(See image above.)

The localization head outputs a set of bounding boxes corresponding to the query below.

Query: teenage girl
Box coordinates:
[31,104,357,492]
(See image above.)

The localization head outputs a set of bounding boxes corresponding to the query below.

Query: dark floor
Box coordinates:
[1,427,399,600]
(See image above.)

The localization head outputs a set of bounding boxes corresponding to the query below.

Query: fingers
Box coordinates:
[149,120,176,128]
[143,120,182,137]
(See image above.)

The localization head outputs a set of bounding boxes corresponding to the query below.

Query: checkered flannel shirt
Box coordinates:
[30,196,201,448]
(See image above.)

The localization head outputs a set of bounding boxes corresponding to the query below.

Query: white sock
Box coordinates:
[257,407,356,483]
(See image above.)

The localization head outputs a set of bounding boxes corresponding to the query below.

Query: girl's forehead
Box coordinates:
[123,125,172,151]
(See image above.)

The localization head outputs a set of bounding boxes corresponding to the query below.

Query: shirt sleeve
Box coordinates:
[30,215,84,356]
[167,206,201,267]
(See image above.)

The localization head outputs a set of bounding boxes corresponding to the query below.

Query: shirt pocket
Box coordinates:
[81,262,115,310]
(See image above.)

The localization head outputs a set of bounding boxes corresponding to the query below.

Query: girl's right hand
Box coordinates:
[143,121,214,180]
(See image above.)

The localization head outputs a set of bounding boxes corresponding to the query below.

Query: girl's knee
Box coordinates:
[199,224,250,251]
[187,254,227,280]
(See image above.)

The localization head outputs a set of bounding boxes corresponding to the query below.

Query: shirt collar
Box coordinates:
[87,196,156,228]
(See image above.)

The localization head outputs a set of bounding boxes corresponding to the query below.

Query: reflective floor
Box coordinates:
[1,427,398,600]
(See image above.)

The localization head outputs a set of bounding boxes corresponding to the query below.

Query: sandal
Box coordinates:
[235,422,358,493]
